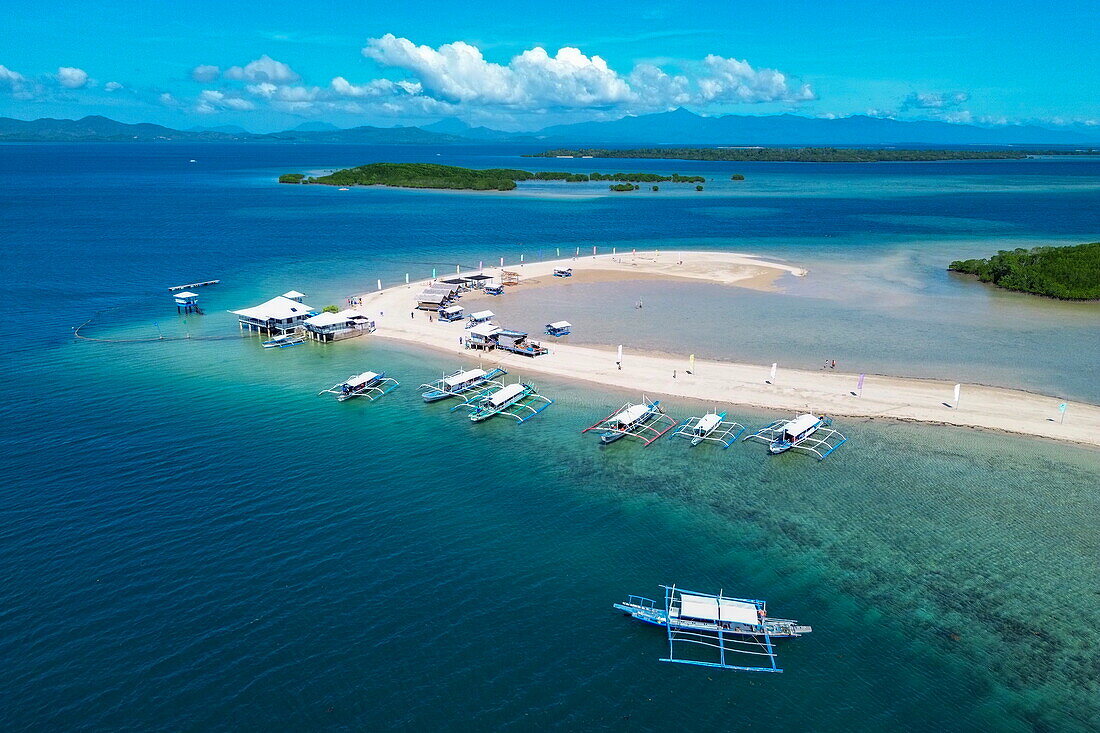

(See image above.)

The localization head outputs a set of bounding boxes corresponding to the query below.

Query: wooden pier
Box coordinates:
[168,280,220,292]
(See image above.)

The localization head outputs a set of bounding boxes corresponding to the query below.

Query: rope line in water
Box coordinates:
[74,308,241,344]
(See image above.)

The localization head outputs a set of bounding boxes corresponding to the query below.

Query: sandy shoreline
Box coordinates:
[351,250,1100,448]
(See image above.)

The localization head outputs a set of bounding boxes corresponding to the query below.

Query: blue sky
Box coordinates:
[1,0,1097,131]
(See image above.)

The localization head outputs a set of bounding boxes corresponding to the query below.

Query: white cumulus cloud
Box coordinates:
[195,89,256,113]
[0,64,26,88]
[361,35,814,113]
[56,66,89,89]
[104,81,123,91]
[902,91,969,110]
[225,55,299,83]
[191,65,220,83]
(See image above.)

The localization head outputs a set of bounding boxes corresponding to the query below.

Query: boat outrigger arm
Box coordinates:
[742,415,847,460]
[449,381,554,423]
[317,371,400,401]
[669,412,746,448]
[613,585,812,673]
[581,397,676,446]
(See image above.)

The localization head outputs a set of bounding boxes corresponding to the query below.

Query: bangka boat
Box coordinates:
[742,413,847,460]
[262,332,305,349]
[669,411,746,448]
[582,397,676,446]
[419,366,507,402]
[317,371,400,402]
[614,585,811,672]
[450,381,553,423]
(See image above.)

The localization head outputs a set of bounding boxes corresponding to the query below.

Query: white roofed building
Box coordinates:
[303,309,376,342]
[231,295,316,334]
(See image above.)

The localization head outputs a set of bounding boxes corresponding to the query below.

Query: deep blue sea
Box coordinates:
[2,143,1099,731]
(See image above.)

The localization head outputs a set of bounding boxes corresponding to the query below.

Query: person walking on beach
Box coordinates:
[673,370,677,379]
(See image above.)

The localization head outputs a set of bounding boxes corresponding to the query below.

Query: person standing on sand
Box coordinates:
[673,370,677,379]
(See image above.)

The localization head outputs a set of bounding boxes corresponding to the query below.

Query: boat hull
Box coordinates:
[613,601,808,639]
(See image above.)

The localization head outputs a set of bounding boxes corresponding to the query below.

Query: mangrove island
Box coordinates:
[279,162,706,191]
[948,242,1100,300]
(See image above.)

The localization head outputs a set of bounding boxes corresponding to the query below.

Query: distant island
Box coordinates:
[948,242,1100,300]
[526,147,1093,163]
[280,163,706,191]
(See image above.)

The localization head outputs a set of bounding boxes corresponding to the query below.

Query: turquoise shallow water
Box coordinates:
[2,144,1099,730]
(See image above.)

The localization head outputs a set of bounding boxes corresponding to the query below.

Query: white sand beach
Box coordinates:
[353,250,1100,448]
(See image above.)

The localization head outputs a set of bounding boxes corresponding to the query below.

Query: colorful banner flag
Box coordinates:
[857,372,865,396]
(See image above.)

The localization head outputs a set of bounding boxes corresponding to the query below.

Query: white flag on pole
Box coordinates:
[953,383,961,407]
[376,279,382,291]
[617,344,623,363]
[770,362,777,380]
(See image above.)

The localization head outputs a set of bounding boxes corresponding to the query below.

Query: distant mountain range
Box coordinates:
[2,110,1097,146]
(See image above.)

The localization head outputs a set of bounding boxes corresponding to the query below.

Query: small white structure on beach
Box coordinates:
[302,309,376,342]
[466,322,502,350]
[231,295,316,334]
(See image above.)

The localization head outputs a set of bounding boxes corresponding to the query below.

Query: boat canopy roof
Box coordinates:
[554,267,572,273]
[469,323,501,338]
[696,413,722,432]
[416,291,448,303]
[281,290,306,299]
[784,414,821,436]
[443,368,485,387]
[547,320,571,329]
[440,304,464,315]
[347,371,379,386]
[489,382,525,406]
[469,310,495,320]
[611,403,649,425]
[232,295,314,320]
[679,594,759,625]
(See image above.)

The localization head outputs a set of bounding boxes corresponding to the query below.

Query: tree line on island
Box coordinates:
[526,147,1083,163]
[948,242,1100,300]
[279,163,710,192]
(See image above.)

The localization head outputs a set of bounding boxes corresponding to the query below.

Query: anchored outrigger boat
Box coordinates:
[669,411,746,448]
[614,585,811,673]
[450,381,553,423]
[582,397,676,446]
[419,366,507,403]
[261,332,305,348]
[317,371,400,401]
[742,413,847,460]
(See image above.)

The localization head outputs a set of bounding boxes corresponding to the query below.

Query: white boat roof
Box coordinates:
[696,413,721,432]
[785,414,820,435]
[547,320,572,329]
[173,291,199,299]
[470,310,495,320]
[488,382,525,406]
[440,304,464,314]
[611,403,648,425]
[348,371,379,386]
[443,368,485,387]
[281,290,306,299]
[679,594,758,625]
[232,295,314,320]
[304,311,350,327]
[469,323,501,338]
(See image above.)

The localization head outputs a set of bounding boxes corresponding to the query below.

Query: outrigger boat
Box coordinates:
[483,284,504,296]
[553,267,573,277]
[669,411,746,448]
[419,366,507,403]
[614,585,811,673]
[317,371,400,401]
[582,397,676,446]
[450,381,553,423]
[262,332,305,349]
[742,413,847,460]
